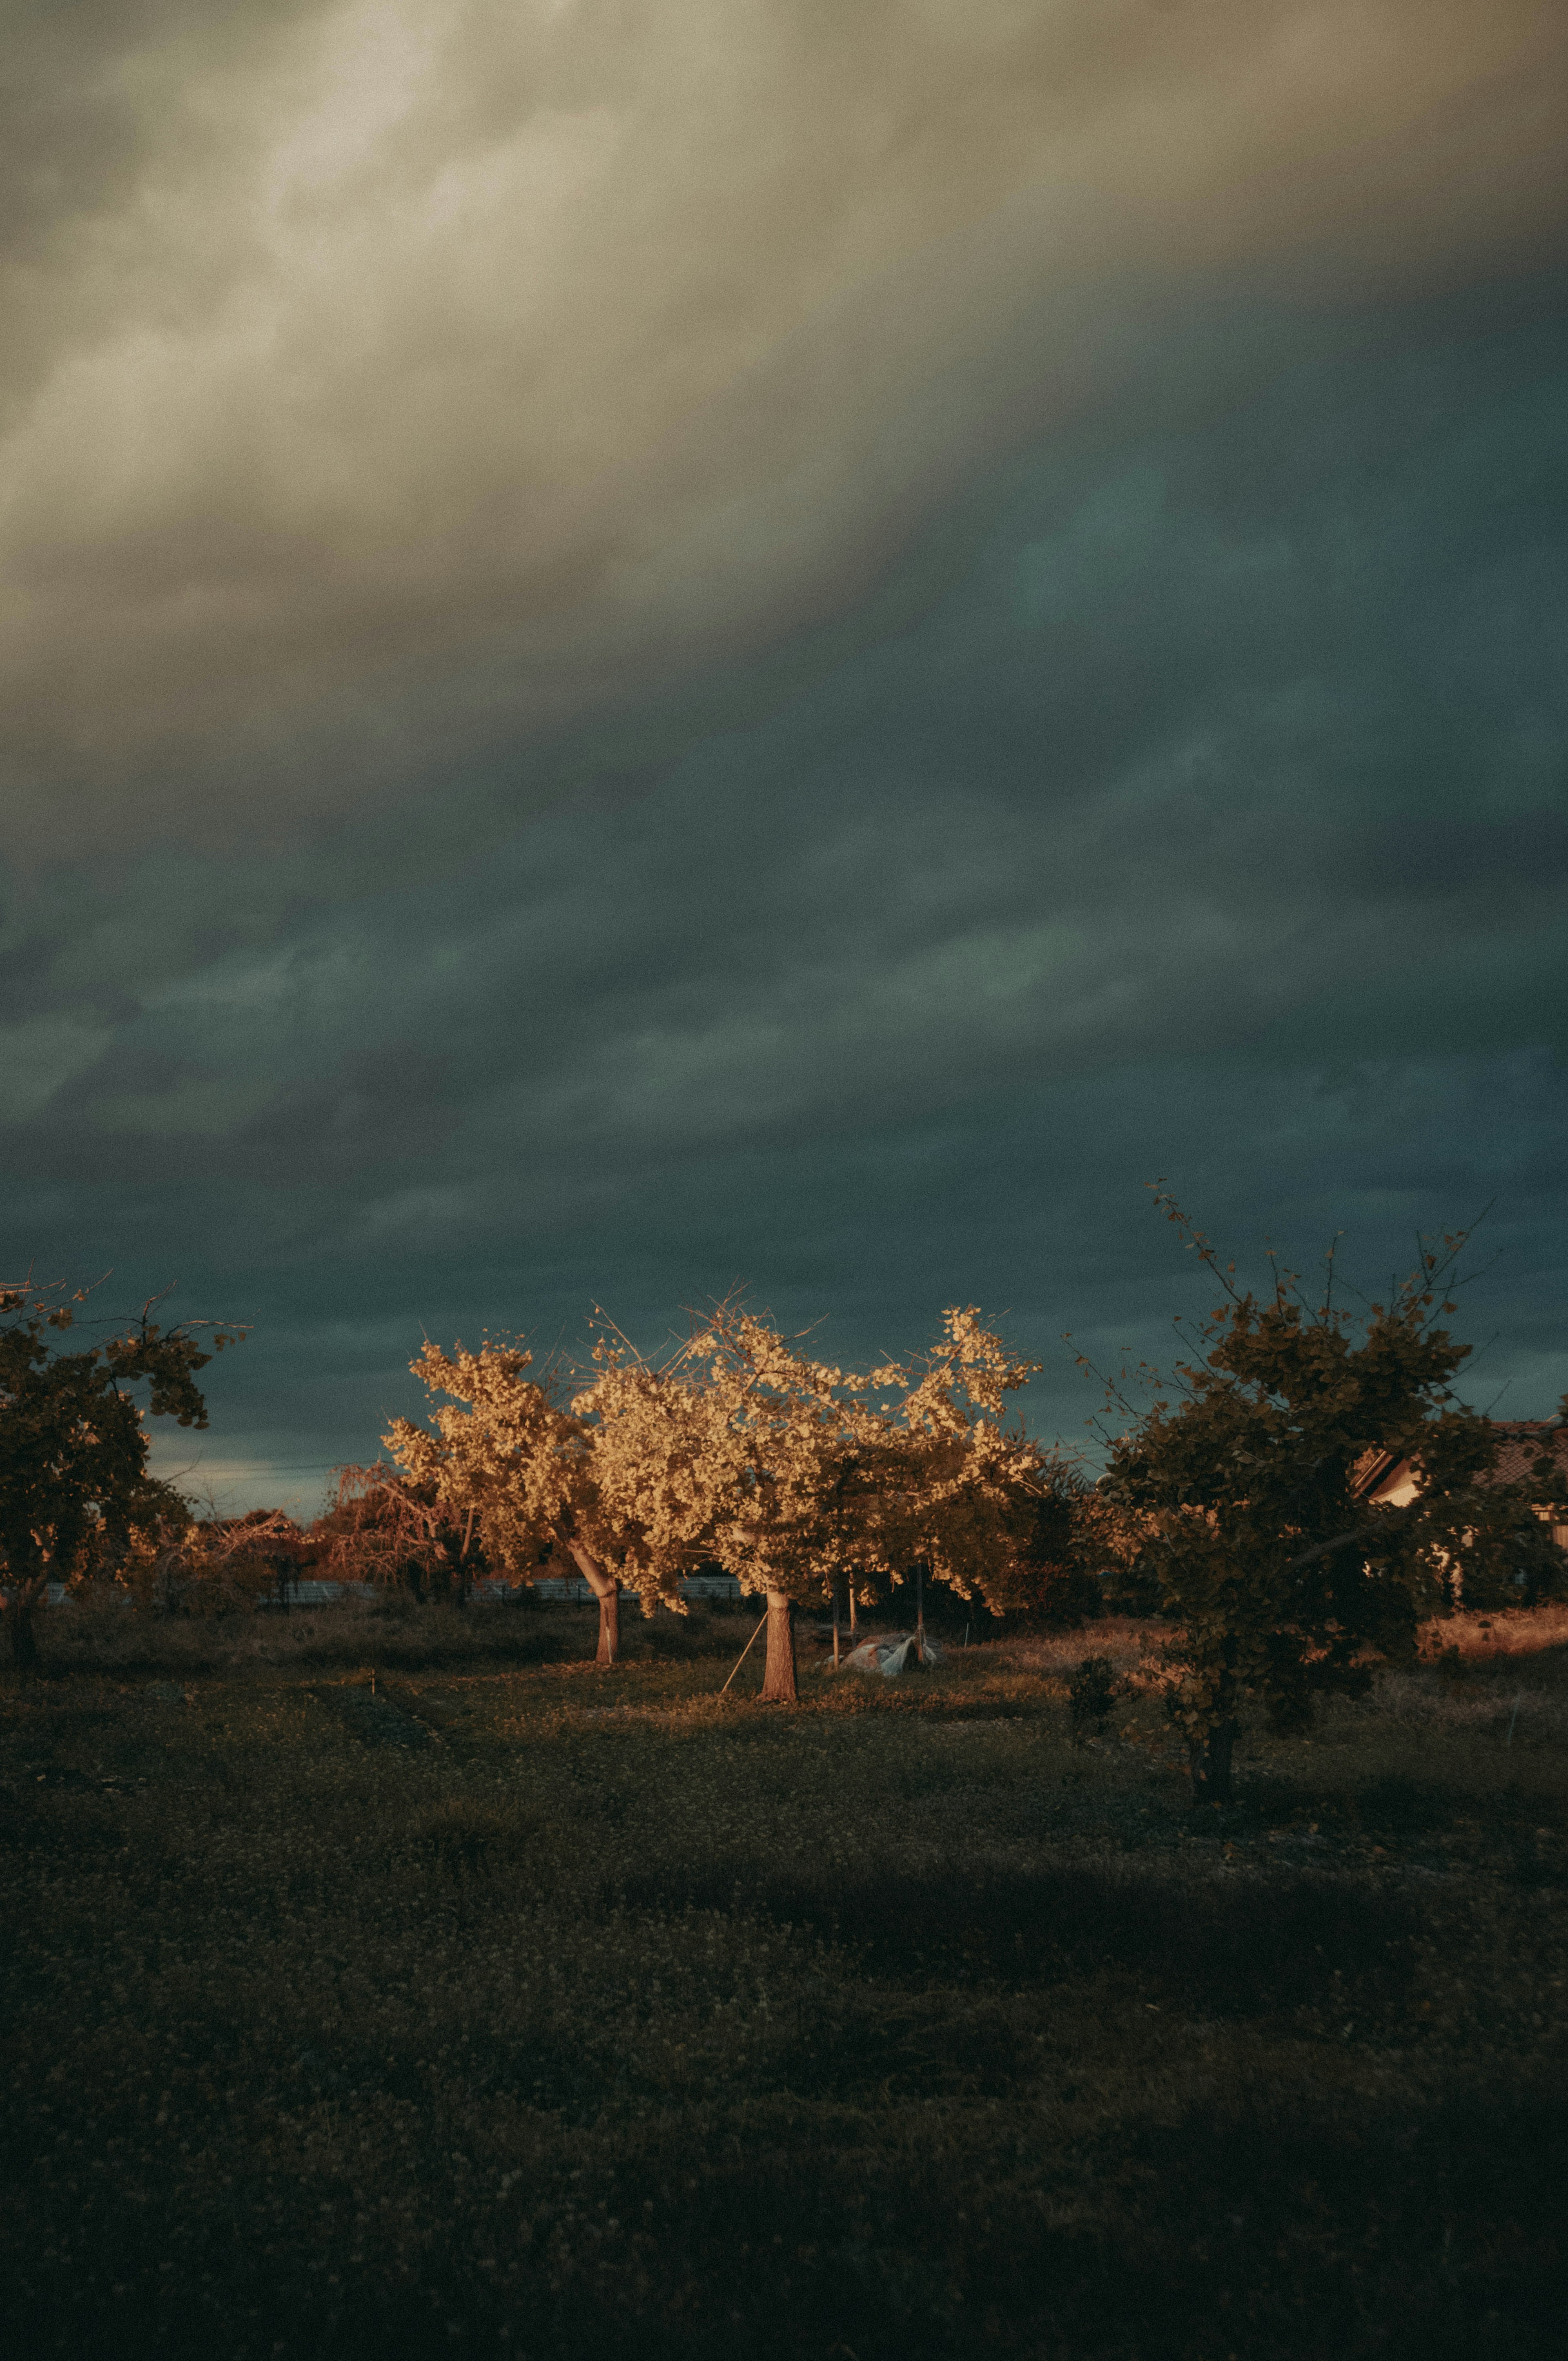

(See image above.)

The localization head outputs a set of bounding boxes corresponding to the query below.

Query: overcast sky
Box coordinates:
[4,1,1566,1515]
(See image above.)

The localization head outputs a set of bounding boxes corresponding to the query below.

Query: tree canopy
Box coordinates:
[0,1274,244,1670]
[383,1332,678,1660]
[384,1297,1071,1694]
[1089,1192,1567,1802]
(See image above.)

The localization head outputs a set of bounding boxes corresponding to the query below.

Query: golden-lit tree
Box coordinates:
[384,1300,1053,1695]
[563,1324,742,1656]
[612,1301,911,1702]
[596,1300,1043,1701]
[871,1305,1045,1629]
[381,1340,603,1626]
[382,1336,706,1663]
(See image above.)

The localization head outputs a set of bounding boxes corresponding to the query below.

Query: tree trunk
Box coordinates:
[4,1578,45,1678]
[760,1588,797,1703]
[1188,1719,1236,1808]
[568,1543,619,1667]
[455,1502,476,1608]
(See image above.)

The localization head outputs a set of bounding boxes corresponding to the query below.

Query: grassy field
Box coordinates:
[3,1596,1566,2360]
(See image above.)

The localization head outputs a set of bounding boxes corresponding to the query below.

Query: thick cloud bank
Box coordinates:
[3,4,1565,1508]
[5,1,1565,858]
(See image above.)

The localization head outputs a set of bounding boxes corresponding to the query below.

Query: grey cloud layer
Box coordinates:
[7,273,1565,1504]
[4,8,1564,1506]
[4,0,1566,866]
[14,273,1567,1139]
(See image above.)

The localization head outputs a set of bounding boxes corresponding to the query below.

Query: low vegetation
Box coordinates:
[4,1597,1565,2360]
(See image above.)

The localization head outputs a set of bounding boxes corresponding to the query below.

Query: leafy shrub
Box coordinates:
[1068,1653,1119,1739]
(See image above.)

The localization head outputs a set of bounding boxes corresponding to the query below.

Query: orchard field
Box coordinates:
[3,1597,1567,2361]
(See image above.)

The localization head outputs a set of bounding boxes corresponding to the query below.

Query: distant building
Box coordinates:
[1351,1419,1568,1597]
[1354,1418,1568,1529]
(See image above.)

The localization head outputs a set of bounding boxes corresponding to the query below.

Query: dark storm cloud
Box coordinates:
[3,5,1566,1508]
[4,0,1566,870]
[5,267,1565,1510]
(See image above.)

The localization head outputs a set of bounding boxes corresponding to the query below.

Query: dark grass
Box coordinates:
[3,1602,1566,2358]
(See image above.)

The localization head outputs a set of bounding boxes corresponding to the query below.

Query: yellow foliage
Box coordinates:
[385,1300,1052,1615]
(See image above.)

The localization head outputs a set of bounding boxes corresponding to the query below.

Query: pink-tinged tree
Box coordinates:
[314,1464,485,1604]
[122,1507,304,1617]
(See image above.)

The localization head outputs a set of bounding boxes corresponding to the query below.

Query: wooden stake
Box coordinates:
[718,1611,770,1697]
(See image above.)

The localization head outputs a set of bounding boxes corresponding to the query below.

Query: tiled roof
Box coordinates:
[1353,1421,1568,1502]
[1487,1422,1568,1489]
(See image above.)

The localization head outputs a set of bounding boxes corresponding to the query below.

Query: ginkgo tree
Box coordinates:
[644,1301,916,1702]
[582,1299,1049,1699]
[383,1300,1059,1691]
[383,1339,608,1636]
[383,1328,727,1664]
[873,1305,1053,1624]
